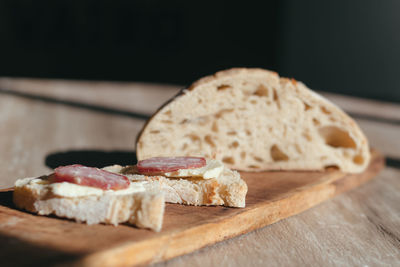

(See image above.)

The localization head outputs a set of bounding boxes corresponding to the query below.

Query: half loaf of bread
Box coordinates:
[136,68,370,173]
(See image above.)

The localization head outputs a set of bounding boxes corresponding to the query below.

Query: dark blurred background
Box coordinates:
[0,0,399,102]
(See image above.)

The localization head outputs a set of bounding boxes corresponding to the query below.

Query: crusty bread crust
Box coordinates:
[136,68,370,173]
[13,177,165,231]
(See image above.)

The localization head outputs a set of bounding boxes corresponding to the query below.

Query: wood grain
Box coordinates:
[0,150,383,267]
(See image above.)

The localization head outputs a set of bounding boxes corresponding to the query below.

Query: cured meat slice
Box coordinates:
[54,164,130,190]
[137,157,206,174]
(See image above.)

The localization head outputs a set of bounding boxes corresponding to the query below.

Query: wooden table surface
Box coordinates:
[0,78,399,266]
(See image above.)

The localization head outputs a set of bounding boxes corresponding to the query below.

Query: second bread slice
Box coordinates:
[104,165,248,208]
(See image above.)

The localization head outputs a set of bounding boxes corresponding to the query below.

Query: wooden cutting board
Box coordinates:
[0,150,384,267]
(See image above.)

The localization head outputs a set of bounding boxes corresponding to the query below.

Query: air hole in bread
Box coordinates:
[182,143,188,150]
[248,165,260,169]
[241,151,246,159]
[186,134,201,142]
[320,156,327,160]
[273,89,281,109]
[164,110,172,116]
[270,145,289,161]
[304,102,312,111]
[319,126,356,149]
[313,118,320,126]
[320,106,331,115]
[253,84,269,97]
[149,130,160,134]
[353,154,364,165]
[204,135,216,147]
[217,84,232,91]
[250,100,257,104]
[246,130,251,136]
[329,117,337,122]
[222,157,235,164]
[161,120,173,124]
[295,144,302,154]
[198,99,202,104]
[324,164,339,171]
[211,121,219,133]
[182,116,209,125]
[227,131,237,136]
[215,108,234,118]
[253,156,263,162]
[229,141,239,148]
[302,132,312,142]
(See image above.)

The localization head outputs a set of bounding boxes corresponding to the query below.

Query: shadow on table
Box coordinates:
[0,88,151,120]
[45,150,137,169]
[386,157,400,169]
[0,190,14,208]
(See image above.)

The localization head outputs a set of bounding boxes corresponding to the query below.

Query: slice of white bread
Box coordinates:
[104,165,247,208]
[136,68,370,173]
[13,176,165,231]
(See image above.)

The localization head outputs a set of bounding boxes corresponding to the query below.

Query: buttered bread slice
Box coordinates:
[13,166,165,231]
[105,158,247,208]
[136,68,370,173]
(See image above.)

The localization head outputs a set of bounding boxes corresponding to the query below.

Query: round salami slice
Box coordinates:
[137,157,206,174]
[54,164,130,190]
